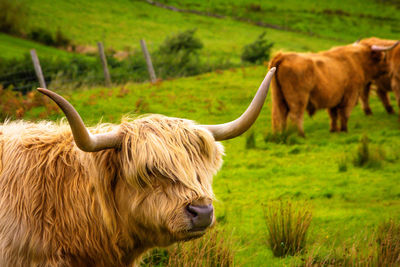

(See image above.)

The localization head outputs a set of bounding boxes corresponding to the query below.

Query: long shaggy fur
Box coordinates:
[0,114,224,266]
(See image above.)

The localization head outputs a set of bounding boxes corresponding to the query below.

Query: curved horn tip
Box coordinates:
[371,41,400,52]
[202,66,275,141]
[263,67,275,81]
[37,88,53,97]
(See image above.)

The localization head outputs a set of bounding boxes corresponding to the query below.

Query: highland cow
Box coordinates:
[269,43,397,136]
[358,37,400,116]
[0,68,275,266]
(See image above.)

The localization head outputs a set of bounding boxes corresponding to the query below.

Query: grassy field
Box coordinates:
[3,0,400,265]
[2,0,344,62]
[24,66,400,266]
[155,0,400,42]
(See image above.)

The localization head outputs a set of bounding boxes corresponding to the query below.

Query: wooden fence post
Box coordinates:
[97,42,112,87]
[30,49,46,88]
[140,39,157,83]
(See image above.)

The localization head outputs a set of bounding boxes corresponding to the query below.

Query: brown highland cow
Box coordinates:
[0,68,275,266]
[358,37,400,117]
[269,43,397,136]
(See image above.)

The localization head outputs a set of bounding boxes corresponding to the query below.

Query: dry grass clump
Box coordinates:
[301,219,400,267]
[245,131,256,149]
[264,128,300,145]
[142,227,235,267]
[263,200,312,257]
[301,240,375,267]
[376,219,400,266]
[352,134,385,169]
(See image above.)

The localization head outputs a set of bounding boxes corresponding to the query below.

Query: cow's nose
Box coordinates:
[186,204,214,231]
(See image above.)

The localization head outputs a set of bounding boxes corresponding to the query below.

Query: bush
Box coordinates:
[158,28,203,54]
[141,227,235,267]
[55,27,71,47]
[241,32,274,64]
[28,27,55,46]
[263,200,312,257]
[155,29,205,77]
[27,27,72,47]
[0,0,28,35]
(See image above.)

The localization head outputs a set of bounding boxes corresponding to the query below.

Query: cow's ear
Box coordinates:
[371,50,384,62]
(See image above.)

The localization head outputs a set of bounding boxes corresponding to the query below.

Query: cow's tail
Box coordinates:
[269,53,288,132]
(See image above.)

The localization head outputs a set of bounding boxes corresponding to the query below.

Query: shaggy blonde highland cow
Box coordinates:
[0,68,275,266]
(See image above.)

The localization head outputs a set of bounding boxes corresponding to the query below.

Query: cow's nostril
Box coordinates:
[186,204,214,231]
[186,205,198,218]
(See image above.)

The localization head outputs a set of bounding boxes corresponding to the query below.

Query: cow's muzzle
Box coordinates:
[186,204,214,231]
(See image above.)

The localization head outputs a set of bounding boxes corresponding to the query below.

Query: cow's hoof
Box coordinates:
[386,107,394,114]
[364,108,372,115]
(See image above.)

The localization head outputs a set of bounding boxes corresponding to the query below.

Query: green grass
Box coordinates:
[7,0,342,63]
[155,0,400,42]
[0,33,79,59]
[24,65,400,266]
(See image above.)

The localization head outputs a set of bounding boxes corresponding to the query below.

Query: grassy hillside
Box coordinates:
[24,66,400,266]
[155,0,400,42]
[7,0,343,62]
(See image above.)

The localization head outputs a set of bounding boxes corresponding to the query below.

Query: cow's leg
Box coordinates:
[281,82,309,137]
[360,82,372,115]
[338,107,349,132]
[287,101,307,137]
[391,76,400,120]
[288,110,305,137]
[338,90,359,132]
[376,88,394,114]
[272,101,289,133]
[328,107,338,132]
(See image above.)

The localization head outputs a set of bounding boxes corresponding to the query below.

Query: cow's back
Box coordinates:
[272,51,357,109]
[0,121,120,266]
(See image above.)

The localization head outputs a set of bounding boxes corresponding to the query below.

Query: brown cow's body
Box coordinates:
[359,37,400,117]
[270,44,386,136]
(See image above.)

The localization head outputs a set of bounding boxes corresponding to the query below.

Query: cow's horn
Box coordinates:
[353,38,361,45]
[371,41,400,52]
[37,88,121,152]
[201,67,275,141]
